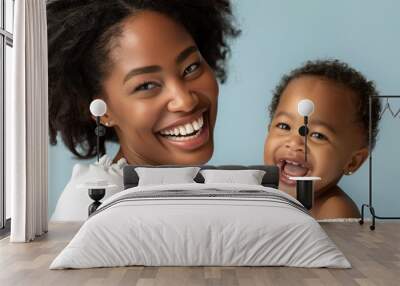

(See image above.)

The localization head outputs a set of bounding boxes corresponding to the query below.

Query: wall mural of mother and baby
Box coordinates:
[47,0,382,221]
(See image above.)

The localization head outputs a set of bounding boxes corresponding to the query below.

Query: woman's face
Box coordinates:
[264,76,368,198]
[101,11,219,165]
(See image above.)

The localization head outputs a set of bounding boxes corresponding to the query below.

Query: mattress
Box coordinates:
[50,183,351,269]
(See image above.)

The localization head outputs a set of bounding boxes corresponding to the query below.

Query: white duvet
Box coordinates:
[50,183,351,269]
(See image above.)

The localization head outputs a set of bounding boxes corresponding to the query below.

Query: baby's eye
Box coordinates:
[310,132,327,140]
[183,62,200,77]
[276,122,290,130]
[134,82,160,92]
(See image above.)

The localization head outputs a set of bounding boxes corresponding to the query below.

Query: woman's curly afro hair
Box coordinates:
[268,59,381,150]
[47,0,241,159]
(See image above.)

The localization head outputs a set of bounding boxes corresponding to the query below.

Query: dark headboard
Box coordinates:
[123,165,279,190]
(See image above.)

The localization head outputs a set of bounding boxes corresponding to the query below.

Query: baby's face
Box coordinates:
[264,76,366,197]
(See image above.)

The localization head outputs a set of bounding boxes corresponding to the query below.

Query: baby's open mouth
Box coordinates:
[277,159,311,186]
[158,113,204,141]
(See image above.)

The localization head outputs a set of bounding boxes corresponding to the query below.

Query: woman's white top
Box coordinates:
[51,155,128,221]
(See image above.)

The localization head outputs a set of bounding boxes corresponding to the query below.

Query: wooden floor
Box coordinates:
[0,222,399,286]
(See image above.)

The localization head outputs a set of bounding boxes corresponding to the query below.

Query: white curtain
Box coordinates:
[6,0,48,242]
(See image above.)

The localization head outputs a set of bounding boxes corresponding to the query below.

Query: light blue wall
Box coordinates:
[49,0,400,217]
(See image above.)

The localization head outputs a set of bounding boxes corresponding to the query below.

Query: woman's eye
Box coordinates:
[134,82,159,92]
[183,62,200,77]
[276,122,290,130]
[310,132,327,140]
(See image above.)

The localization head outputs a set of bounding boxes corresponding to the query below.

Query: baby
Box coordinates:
[264,59,381,219]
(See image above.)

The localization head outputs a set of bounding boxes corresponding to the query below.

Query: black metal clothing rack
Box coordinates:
[359,95,400,230]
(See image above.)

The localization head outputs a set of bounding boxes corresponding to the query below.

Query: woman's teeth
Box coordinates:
[159,115,204,140]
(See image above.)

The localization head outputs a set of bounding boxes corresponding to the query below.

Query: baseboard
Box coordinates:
[0,218,11,239]
[318,218,371,222]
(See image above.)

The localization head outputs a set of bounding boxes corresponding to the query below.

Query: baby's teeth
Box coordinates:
[287,160,299,166]
[185,123,194,134]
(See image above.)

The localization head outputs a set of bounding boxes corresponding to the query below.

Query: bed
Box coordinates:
[49,165,350,269]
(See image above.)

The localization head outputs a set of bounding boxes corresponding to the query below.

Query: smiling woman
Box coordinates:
[96,12,219,165]
[47,0,240,221]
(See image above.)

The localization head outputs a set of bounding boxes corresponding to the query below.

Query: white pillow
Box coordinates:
[135,167,201,186]
[200,169,266,185]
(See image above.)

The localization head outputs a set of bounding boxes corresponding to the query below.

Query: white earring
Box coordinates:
[346,171,353,175]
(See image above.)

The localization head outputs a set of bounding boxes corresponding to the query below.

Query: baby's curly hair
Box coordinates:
[47,0,240,159]
[268,59,381,149]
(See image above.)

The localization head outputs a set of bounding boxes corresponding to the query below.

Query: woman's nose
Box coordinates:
[284,133,305,152]
[167,81,199,113]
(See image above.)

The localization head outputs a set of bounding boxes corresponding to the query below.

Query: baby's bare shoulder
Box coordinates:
[313,188,360,219]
